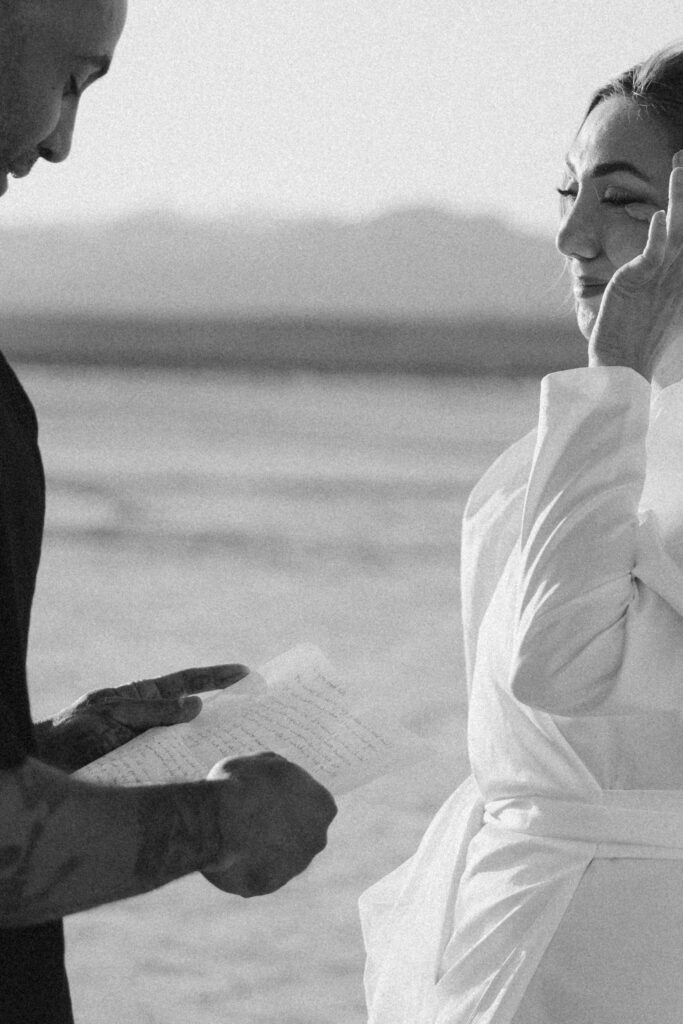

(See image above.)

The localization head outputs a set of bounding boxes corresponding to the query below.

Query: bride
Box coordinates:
[360,43,683,1024]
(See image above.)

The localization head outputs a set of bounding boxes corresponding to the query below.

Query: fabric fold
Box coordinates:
[361,368,683,1023]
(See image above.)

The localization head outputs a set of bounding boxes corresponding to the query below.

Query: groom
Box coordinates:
[0,3,336,1023]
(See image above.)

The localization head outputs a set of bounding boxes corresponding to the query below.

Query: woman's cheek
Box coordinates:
[606,220,651,270]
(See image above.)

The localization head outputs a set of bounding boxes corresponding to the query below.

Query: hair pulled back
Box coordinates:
[586,43,683,149]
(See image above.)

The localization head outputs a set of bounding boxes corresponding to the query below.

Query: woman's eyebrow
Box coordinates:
[564,158,652,183]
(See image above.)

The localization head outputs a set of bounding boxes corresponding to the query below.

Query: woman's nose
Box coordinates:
[37,104,78,164]
[555,194,602,260]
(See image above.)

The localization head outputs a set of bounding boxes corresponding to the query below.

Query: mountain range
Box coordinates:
[0,205,572,321]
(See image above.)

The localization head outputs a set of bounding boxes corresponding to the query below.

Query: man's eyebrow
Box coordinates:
[564,158,652,183]
[76,55,112,80]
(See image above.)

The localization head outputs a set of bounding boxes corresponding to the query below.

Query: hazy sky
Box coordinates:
[3,0,683,234]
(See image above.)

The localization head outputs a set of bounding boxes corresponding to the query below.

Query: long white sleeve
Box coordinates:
[508,367,651,715]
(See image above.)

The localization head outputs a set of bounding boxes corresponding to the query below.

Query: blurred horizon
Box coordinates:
[0,204,569,320]
[0,202,580,376]
[0,200,556,237]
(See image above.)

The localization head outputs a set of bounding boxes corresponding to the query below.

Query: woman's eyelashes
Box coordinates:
[601,187,651,208]
[555,184,657,219]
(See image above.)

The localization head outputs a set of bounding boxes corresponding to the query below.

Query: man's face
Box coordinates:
[0,0,127,197]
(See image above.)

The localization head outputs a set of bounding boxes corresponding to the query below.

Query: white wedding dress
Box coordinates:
[360,367,683,1024]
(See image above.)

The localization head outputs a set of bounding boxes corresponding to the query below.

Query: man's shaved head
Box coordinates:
[0,0,127,197]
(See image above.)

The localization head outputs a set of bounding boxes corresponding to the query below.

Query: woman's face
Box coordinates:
[556,94,673,339]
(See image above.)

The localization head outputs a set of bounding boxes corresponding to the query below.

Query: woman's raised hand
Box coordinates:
[589,151,683,381]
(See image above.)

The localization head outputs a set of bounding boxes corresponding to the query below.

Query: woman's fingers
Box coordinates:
[589,151,683,380]
[642,207,668,268]
[618,154,683,288]
[612,208,667,289]
[666,153,683,250]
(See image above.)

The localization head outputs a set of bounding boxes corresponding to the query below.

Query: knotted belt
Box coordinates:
[484,790,683,858]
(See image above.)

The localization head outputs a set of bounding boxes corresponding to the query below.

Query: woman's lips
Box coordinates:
[574,278,608,299]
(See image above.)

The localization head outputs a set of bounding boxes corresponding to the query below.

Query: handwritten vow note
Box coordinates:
[74,645,431,794]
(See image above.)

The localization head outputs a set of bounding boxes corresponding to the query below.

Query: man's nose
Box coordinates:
[38,104,78,164]
[555,194,601,261]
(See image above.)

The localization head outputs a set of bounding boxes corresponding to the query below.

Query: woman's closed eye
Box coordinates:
[555,185,658,221]
[604,189,660,222]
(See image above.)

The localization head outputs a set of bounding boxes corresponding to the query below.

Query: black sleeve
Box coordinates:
[0,698,28,769]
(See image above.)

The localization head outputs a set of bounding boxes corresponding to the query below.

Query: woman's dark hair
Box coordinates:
[585,43,683,148]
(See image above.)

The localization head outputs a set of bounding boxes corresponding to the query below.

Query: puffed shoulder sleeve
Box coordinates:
[508,366,650,715]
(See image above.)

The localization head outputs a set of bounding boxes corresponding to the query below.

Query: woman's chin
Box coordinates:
[575,297,601,341]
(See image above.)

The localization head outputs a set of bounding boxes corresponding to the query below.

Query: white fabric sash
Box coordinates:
[484,790,683,859]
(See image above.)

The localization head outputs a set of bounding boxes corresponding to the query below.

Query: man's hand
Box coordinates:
[34,664,250,773]
[202,753,337,897]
